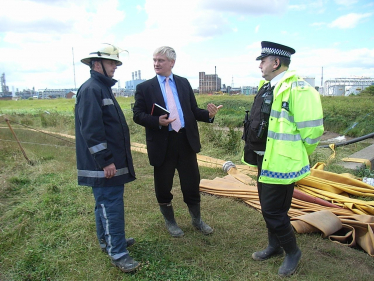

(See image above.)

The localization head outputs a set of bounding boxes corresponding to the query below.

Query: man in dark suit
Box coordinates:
[133,46,222,237]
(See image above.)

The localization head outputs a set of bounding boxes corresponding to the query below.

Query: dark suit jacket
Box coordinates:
[133,74,211,167]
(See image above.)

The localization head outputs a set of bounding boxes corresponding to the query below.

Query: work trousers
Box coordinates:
[92,185,129,260]
[256,154,294,233]
[154,129,201,205]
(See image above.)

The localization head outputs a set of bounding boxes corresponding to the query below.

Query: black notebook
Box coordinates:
[151,103,170,117]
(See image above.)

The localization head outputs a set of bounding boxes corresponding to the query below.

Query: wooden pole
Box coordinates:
[5,118,33,164]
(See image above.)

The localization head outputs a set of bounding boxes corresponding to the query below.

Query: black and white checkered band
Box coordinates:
[261,47,292,58]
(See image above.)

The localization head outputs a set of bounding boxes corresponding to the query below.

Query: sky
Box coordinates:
[0,0,373,92]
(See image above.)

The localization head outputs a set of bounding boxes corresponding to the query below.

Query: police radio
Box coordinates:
[257,90,273,139]
[261,94,272,115]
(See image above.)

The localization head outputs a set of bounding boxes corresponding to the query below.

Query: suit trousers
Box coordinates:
[256,153,294,233]
[154,129,201,205]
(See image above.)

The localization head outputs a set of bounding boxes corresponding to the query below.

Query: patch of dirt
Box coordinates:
[320,131,374,144]
[320,131,350,141]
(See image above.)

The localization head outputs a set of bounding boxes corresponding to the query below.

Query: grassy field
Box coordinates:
[2,92,373,136]
[0,95,374,280]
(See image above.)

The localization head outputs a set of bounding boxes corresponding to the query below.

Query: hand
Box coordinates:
[207,103,223,118]
[159,114,176,127]
[103,163,117,178]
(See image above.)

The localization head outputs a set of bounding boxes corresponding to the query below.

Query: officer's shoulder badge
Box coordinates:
[292,79,311,90]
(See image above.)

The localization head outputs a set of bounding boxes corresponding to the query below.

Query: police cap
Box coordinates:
[256,41,296,60]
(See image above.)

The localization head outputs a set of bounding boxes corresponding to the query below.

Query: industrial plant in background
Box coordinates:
[1,73,41,100]
[1,73,9,95]
[2,70,374,100]
[199,69,256,95]
[199,68,222,94]
[322,77,374,96]
[125,70,145,96]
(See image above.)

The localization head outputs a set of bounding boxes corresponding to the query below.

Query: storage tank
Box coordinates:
[345,85,363,96]
[334,85,345,96]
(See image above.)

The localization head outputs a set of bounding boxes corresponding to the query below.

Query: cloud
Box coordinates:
[1,0,373,92]
[200,0,288,15]
[0,1,74,34]
[0,0,125,38]
[143,0,231,41]
[143,0,290,42]
[292,47,374,86]
[334,0,358,6]
[288,4,307,11]
[288,1,326,14]
[0,18,73,34]
[0,0,127,89]
[329,13,372,29]
[0,0,293,90]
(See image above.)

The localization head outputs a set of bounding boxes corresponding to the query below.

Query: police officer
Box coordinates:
[75,43,139,273]
[242,41,324,277]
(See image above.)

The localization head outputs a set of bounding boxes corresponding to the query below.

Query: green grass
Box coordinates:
[2,94,373,136]
[1,96,374,280]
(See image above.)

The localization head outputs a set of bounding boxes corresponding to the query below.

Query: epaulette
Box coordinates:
[291,78,312,90]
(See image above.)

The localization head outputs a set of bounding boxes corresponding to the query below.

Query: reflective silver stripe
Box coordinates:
[77,167,129,178]
[101,202,128,260]
[102,204,112,256]
[88,143,107,154]
[270,109,294,123]
[102,98,114,106]
[296,118,323,129]
[291,80,311,89]
[268,131,301,141]
[304,136,321,145]
[268,131,321,145]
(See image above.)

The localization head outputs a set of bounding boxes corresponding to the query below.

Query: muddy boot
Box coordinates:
[276,224,302,277]
[111,254,140,273]
[187,203,213,235]
[252,230,284,261]
[159,203,184,238]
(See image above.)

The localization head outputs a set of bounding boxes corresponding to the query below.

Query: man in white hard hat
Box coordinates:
[75,43,139,273]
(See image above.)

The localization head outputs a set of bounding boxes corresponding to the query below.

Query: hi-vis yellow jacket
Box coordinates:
[256,70,323,185]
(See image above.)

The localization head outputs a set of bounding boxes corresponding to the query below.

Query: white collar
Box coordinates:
[270,71,286,87]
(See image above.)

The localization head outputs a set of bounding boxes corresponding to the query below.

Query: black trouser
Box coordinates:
[154,129,201,205]
[256,154,294,233]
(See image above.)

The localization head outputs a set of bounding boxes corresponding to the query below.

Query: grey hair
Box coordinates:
[153,46,176,61]
[90,59,101,70]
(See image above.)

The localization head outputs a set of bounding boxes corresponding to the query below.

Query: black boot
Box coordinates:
[187,203,213,235]
[111,254,140,273]
[159,203,184,238]
[276,224,302,277]
[252,230,284,261]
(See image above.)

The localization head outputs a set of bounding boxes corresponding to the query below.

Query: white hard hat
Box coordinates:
[81,43,124,66]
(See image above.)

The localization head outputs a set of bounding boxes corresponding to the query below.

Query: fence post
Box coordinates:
[5,118,33,165]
